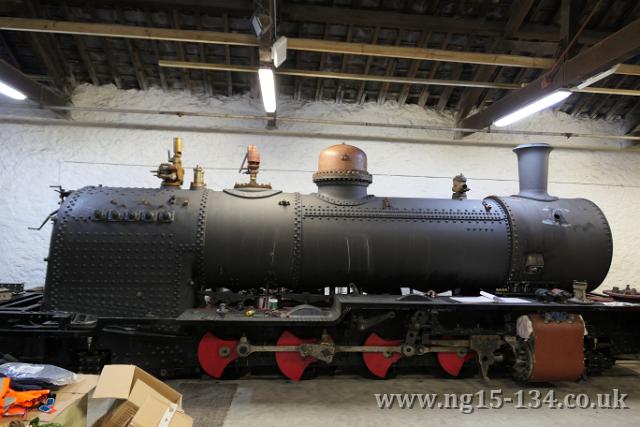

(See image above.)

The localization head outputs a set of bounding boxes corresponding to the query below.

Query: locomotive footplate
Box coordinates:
[2,291,640,381]
[176,293,640,326]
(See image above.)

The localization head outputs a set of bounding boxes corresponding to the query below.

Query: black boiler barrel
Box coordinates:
[203,191,511,292]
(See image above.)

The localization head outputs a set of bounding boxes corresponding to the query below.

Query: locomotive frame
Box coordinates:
[1,140,639,383]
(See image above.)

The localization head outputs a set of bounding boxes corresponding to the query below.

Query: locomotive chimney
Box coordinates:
[313,143,372,200]
[513,143,558,201]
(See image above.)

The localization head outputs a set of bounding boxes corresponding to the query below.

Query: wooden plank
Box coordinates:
[4,16,639,79]
[0,17,561,69]
[98,0,253,16]
[3,17,639,75]
[0,17,259,45]
[288,37,554,68]
[154,60,640,96]
[616,64,640,76]
[159,60,523,90]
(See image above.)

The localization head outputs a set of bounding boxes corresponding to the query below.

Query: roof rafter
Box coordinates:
[460,17,640,133]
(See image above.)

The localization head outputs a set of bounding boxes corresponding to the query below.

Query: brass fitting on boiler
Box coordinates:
[235,145,272,189]
[190,165,206,190]
[153,137,185,188]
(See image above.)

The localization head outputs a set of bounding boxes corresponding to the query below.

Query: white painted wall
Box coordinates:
[0,84,638,291]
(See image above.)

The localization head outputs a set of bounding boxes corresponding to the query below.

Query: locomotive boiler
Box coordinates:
[43,141,612,318]
[2,139,636,384]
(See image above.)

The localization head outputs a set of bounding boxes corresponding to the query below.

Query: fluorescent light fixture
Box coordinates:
[258,67,276,113]
[493,90,571,127]
[576,64,620,89]
[0,80,26,100]
[271,36,288,68]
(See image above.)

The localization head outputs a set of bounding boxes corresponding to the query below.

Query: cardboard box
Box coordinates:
[0,374,98,427]
[93,365,192,427]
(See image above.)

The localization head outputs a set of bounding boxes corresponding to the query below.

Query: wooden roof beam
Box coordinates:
[397,31,430,106]
[457,0,535,124]
[355,26,380,105]
[417,34,450,108]
[377,30,403,104]
[504,0,535,37]
[2,17,639,75]
[623,101,640,135]
[560,0,587,59]
[86,3,122,89]
[335,24,353,104]
[0,59,67,108]
[171,9,191,93]
[61,0,99,86]
[0,31,20,68]
[157,59,640,98]
[284,4,609,44]
[0,17,568,68]
[460,18,640,134]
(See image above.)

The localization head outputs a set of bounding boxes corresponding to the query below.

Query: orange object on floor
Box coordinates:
[0,376,50,416]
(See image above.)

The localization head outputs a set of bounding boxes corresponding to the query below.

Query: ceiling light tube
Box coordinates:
[576,64,620,89]
[493,90,572,127]
[258,67,276,113]
[0,80,27,100]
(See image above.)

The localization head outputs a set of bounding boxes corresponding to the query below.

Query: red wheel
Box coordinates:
[362,333,403,379]
[275,330,318,381]
[197,332,239,379]
[437,351,475,377]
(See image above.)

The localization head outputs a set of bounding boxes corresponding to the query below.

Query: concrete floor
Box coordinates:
[165,362,640,427]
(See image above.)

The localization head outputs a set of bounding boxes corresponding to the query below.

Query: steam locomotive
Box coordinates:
[1,140,638,383]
